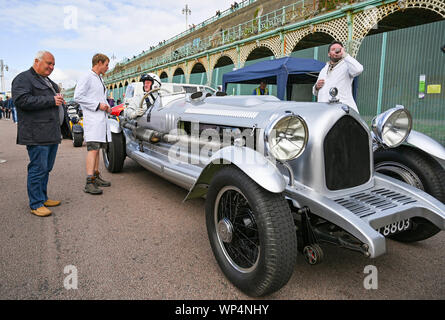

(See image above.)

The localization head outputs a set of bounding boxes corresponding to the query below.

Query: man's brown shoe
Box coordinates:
[31,206,52,217]
[44,199,61,207]
[85,176,103,195]
[94,171,111,187]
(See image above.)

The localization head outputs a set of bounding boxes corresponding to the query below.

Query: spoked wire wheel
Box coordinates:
[205,166,298,297]
[215,186,260,273]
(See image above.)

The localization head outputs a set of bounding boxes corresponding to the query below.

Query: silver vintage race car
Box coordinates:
[104,85,445,297]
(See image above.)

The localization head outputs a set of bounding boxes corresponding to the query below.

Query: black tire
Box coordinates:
[205,166,297,297]
[73,133,83,147]
[374,146,443,242]
[103,132,126,173]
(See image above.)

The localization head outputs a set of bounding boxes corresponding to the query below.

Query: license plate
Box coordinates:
[378,219,411,236]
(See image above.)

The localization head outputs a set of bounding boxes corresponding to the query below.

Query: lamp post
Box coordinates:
[182,4,191,30]
[0,59,9,94]
[110,53,117,70]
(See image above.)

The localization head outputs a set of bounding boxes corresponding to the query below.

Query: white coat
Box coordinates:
[74,70,111,143]
[313,55,363,113]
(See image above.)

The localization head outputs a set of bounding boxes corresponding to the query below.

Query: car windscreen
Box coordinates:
[182,86,198,93]
[125,85,135,99]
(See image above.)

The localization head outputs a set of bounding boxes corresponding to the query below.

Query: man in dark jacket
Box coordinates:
[4,96,11,119]
[12,51,65,217]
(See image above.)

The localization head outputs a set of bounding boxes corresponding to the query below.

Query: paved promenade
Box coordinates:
[0,119,444,299]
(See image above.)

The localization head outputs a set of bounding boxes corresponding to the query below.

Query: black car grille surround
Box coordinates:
[324,116,371,191]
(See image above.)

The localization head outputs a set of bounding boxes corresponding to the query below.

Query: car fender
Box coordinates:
[406,130,445,161]
[185,146,286,201]
[108,118,122,134]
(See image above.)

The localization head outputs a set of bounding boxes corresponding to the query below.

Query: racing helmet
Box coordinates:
[140,73,161,90]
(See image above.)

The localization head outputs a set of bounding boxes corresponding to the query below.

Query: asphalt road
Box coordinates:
[0,119,444,300]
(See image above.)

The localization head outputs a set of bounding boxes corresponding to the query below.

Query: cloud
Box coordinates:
[0,0,242,90]
[49,68,86,90]
[2,0,236,52]
[2,68,21,94]
[2,67,84,93]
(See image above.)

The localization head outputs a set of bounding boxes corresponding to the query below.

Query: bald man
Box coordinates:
[12,51,65,217]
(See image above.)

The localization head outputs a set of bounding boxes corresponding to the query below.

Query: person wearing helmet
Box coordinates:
[124,73,161,120]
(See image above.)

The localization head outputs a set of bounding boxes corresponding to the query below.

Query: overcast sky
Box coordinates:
[0,0,240,92]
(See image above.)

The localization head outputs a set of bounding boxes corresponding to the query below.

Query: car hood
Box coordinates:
[164,95,358,130]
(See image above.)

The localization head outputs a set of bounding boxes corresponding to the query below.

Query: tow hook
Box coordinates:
[299,207,324,265]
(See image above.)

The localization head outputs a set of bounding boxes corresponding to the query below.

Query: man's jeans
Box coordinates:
[12,107,17,123]
[26,144,58,210]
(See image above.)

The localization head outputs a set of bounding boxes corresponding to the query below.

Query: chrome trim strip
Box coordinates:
[185,108,258,119]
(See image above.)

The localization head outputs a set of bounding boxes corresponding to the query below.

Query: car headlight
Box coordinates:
[265,114,308,161]
[371,106,412,148]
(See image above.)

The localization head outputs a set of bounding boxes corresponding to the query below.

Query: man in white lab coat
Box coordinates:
[313,41,363,113]
[74,53,112,195]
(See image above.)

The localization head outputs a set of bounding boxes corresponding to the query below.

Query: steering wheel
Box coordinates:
[139,87,172,109]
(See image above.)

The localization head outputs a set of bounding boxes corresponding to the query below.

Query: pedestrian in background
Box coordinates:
[10,98,17,123]
[252,80,269,95]
[107,95,115,108]
[74,53,112,195]
[4,96,11,119]
[313,40,363,113]
[11,51,65,217]
[0,96,3,119]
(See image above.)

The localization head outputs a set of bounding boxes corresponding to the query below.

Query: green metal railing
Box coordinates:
[104,0,334,83]
[114,0,359,71]
[105,0,373,84]
[113,0,257,67]
[70,0,388,94]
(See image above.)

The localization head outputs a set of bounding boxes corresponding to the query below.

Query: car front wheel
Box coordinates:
[374,146,443,242]
[103,132,126,173]
[205,166,297,297]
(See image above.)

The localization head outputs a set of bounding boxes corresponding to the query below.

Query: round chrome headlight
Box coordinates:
[372,106,412,148]
[265,114,308,161]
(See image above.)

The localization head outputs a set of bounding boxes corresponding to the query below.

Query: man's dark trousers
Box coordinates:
[26,144,58,210]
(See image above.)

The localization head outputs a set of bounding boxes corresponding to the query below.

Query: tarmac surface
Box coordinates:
[0,118,444,300]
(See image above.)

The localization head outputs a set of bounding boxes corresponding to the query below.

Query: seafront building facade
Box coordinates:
[64,0,445,144]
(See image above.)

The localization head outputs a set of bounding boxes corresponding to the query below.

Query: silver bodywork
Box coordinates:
[109,91,445,258]
[406,130,445,161]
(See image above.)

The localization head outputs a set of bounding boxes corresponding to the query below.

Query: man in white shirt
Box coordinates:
[313,41,363,113]
[74,53,112,195]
